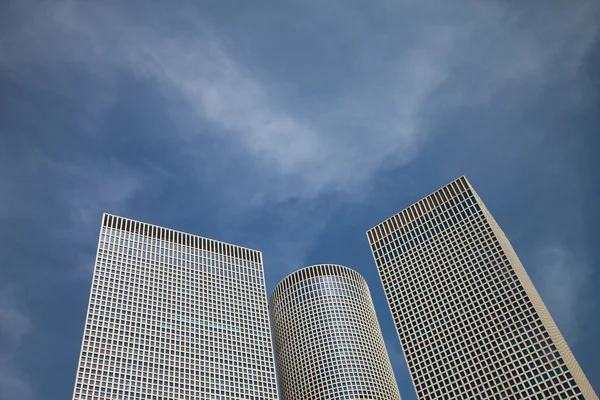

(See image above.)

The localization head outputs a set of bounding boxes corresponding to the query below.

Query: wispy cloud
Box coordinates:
[532,246,593,344]
[0,368,32,400]
[0,151,147,398]
[0,1,598,397]
[60,160,146,228]
[0,285,33,400]
[1,0,449,276]
[0,287,31,354]
[3,0,597,207]
[0,133,147,398]
[2,0,438,204]
[1,0,597,296]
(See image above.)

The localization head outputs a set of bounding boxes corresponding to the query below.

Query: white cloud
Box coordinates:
[59,160,146,228]
[0,3,598,396]
[1,0,597,282]
[0,287,31,351]
[0,144,144,229]
[0,150,146,397]
[128,16,453,203]
[1,0,445,205]
[2,0,597,208]
[0,372,32,400]
[532,246,592,344]
[1,0,449,278]
[0,285,33,400]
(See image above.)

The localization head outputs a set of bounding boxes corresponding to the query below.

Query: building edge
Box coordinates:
[366,176,598,399]
[472,186,598,399]
[364,232,421,400]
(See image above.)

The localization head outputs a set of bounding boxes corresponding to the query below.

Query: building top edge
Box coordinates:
[366,175,472,243]
[102,213,262,264]
[270,264,365,302]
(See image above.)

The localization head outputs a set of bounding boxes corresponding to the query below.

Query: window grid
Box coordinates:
[368,177,598,400]
[72,214,278,400]
[270,264,402,400]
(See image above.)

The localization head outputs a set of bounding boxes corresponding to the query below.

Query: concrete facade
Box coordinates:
[270,264,401,400]
[368,177,597,400]
[71,214,278,400]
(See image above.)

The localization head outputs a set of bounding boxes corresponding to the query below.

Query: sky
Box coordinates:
[0,0,599,399]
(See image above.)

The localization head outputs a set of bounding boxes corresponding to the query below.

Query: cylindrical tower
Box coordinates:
[270,264,401,400]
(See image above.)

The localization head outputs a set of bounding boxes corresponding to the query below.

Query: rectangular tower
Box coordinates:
[72,214,278,400]
[367,177,597,400]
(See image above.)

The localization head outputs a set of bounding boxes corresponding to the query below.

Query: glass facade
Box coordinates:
[367,176,598,400]
[71,214,278,400]
[270,264,401,400]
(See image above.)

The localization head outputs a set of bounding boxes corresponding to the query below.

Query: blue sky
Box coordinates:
[1,0,599,399]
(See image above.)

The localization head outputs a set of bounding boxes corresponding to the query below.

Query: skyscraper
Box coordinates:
[72,214,278,400]
[269,264,402,400]
[367,176,597,400]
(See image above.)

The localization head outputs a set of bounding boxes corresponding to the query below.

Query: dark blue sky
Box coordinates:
[1,1,599,399]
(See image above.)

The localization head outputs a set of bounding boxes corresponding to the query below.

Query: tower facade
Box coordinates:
[72,214,278,400]
[270,264,401,400]
[367,176,597,400]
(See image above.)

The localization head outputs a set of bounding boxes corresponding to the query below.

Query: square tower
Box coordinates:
[72,214,278,400]
[367,177,597,400]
